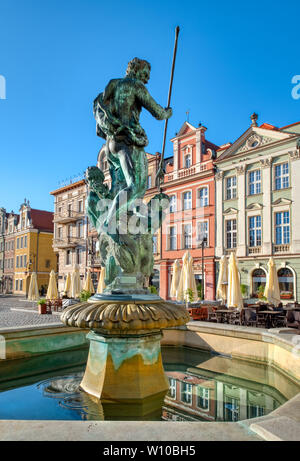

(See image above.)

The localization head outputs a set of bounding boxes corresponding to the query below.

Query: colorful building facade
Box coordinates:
[215,115,300,302]
[13,201,56,295]
[159,122,219,300]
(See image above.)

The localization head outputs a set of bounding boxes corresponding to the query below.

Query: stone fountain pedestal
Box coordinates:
[61,295,189,406]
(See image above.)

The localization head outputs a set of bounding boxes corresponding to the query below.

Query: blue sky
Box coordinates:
[0,0,299,212]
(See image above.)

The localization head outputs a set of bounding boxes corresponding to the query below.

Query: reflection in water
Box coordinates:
[0,346,299,422]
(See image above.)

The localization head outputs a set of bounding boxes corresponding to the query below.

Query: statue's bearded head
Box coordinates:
[126,58,151,84]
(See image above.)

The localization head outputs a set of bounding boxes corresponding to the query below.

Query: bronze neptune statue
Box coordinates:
[86,58,172,294]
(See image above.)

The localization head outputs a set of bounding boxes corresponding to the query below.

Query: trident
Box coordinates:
[156,26,180,191]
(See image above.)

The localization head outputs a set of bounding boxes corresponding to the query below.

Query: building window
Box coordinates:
[16,256,19,268]
[252,268,266,297]
[24,236,27,248]
[248,405,265,419]
[181,382,193,405]
[224,397,240,422]
[24,255,27,268]
[17,238,19,249]
[169,378,176,399]
[45,259,50,268]
[197,221,208,246]
[183,191,192,210]
[58,227,62,239]
[184,153,191,168]
[152,235,157,254]
[183,223,192,249]
[20,237,23,248]
[226,176,237,200]
[67,224,72,238]
[19,279,23,291]
[168,227,177,250]
[15,279,19,291]
[275,163,289,190]
[197,387,210,410]
[66,250,71,266]
[147,175,152,189]
[169,195,176,213]
[275,211,290,244]
[76,248,81,265]
[78,221,83,238]
[278,268,294,299]
[248,170,261,195]
[78,200,83,213]
[20,255,23,267]
[68,204,72,217]
[249,216,262,247]
[226,219,237,249]
[198,187,208,207]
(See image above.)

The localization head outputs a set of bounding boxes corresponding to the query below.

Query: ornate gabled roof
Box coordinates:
[216,125,294,162]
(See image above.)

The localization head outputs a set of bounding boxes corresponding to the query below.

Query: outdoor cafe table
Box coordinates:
[258,310,283,328]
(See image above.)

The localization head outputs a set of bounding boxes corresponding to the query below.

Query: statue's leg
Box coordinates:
[104,141,147,226]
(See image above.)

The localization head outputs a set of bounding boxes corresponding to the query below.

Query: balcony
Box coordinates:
[53,210,85,224]
[53,237,85,249]
[273,244,291,254]
[248,246,261,255]
[88,255,101,267]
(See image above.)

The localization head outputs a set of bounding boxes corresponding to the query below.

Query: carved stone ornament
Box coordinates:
[215,171,224,181]
[246,134,262,149]
[260,157,272,168]
[289,150,300,161]
[236,165,246,175]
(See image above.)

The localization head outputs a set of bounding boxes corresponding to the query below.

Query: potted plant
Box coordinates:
[79,290,92,302]
[184,288,194,308]
[240,284,248,299]
[148,285,158,295]
[37,298,47,315]
[257,285,267,301]
[197,283,203,301]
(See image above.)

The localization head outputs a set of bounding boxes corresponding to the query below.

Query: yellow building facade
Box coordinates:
[14,201,57,296]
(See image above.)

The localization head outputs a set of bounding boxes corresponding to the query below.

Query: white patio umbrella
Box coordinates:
[216,255,228,303]
[170,259,181,299]
[64,273,71,297]
[264,257,281,307]
[97,267,106,294]
[227,253,243,310]
[177,251,198,303]
[83,270,95,294]
[46,270,58,300]
[71,264,81,298]
[28,272,39,301]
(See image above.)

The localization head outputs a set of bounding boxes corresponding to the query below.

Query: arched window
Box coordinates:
[278,268,294,299]
[183,191,192,210]
[252,268,266,297]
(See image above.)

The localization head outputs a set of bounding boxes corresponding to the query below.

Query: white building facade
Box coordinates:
[215,115,300,302]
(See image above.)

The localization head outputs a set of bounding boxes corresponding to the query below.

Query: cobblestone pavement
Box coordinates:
[0,295,63,329]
